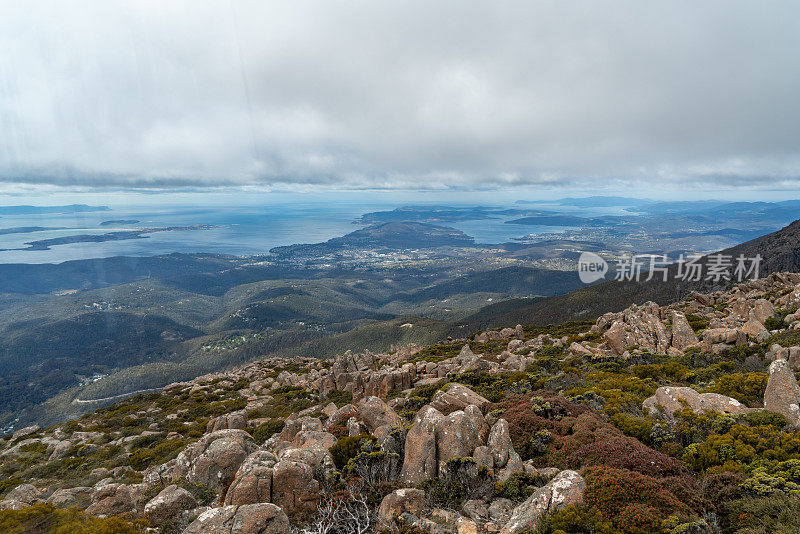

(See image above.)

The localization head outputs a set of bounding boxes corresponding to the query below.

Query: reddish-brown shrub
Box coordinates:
[616,503,662,534]
[327,408,361,440]
[489,392,618,465]
[570,436,688,478]
[583,465,692,521]
[700,471,746,509]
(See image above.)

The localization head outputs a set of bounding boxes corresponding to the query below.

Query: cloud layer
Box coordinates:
[1,1,799,190]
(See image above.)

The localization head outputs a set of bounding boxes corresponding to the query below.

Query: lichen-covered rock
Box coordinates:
[765,358,800,426]
[85,483,138,517]
[207,411,248,433]
[378,488,426,529]
[270,457,321,516]
[5,483,41,505]
[143,484,197,523]
[501,470,586,534]
[12,425,40,440]
[401,406,444,485]
[670,311,699,350]
[642,386,753,417]
[357,396,404,432]
[431,383,490,414]
[183,503,289,534]
[223,451,277,506]
[435,408,484,474]
[47,487,91,508]
[173,429,259,492]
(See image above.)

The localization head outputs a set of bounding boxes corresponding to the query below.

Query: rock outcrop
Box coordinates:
[501,470,586,534]
[183,503,289,534]
[642,386,753,417]
[173,429,259,492]
[764,358,800,426]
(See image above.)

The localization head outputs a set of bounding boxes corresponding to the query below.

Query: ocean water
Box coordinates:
[0,192,621,264]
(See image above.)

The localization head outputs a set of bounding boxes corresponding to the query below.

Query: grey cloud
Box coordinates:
[1,1,799,190]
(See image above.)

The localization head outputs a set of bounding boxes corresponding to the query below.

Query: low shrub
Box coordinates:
[582,465,693,529]
[329,435,376,470]
[570,436,688,478]
[0,503,146,533]
[252,420,285,444]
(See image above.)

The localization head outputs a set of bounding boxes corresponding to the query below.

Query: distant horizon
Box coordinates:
[2,188,800,209]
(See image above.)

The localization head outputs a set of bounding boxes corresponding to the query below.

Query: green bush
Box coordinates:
[609,413,655,444]
[741,459,800,496]
[495,472,542,502]
[0,503,146,533]
[707,373,768,407]
[720,493,800,533]
[535,504,614,534]
[252,420,285,444]
[324,389,353,406]
[0,477,22,497]
[329,435,376,470]
[127,439,185,471]
[764,308,797,331]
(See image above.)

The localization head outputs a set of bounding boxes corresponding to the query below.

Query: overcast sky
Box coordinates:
[1,1,799,192]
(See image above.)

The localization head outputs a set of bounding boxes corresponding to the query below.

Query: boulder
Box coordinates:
[0,500,25,510]
[85,484,138,517]
[183,503,289,534]
[457,517,479,534]
[501,470,586,534]
[431,383,490,414]
[401,406,444,485]
[765,358,800,426]
[278,417,323,443]
[49,440,73,460]
[143,484,197,523]
[378,488,426,529]
[742,318,769,339]
[487,419,514,468]
[489,498,515,524]
[463,499,489,522]
[173,429,259,492]
[751,299,776,325]
[603,321,627,355]
[357,396,404,433]
[295,430,336,450]
[271,457,321,516]
[603,304,671,355]
[435,409,484,473]
[223,451,277,506]
[5,483,41,505]
[642,386,753,417]
[670,311,699,350]
[47,487,91,508]
[12,425,40,440]
[487,419,525,481]
[207,411,248,433]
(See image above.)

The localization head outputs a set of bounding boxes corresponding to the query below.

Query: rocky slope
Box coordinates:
[5,273,800,532]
